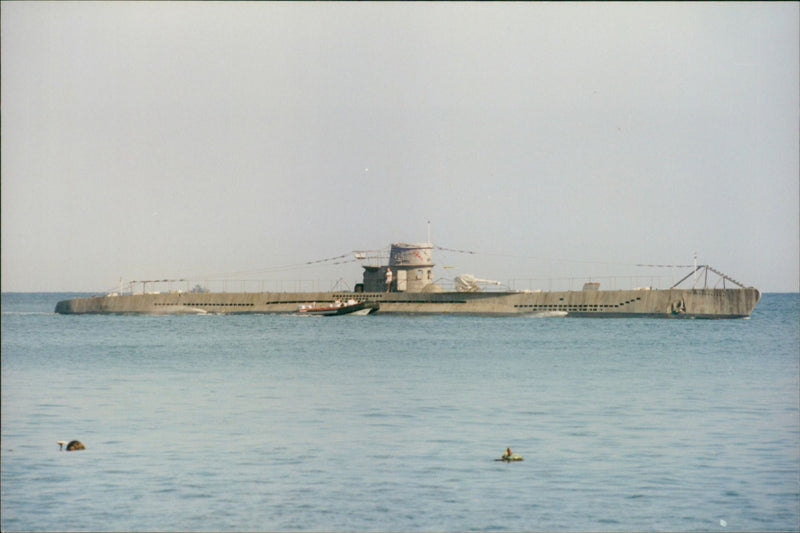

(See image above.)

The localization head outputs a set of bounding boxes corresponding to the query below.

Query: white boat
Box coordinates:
[297,299,379,316]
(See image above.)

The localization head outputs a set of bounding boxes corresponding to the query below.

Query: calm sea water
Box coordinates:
[2,292,798,532]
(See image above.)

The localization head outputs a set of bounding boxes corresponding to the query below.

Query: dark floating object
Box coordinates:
[58,440,85,451]
[496,447,523,461]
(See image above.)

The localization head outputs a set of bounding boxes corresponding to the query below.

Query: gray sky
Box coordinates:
[2,2,798,293]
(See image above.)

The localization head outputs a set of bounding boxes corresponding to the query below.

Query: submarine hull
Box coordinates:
[55,287,760,318]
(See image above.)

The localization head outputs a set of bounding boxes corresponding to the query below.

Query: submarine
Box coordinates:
[55,242,760,318]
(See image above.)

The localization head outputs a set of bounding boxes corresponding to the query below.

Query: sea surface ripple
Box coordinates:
[2,292,798,531]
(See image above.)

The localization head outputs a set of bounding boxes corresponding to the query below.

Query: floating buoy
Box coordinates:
[58,440,85,451]
[496,447,523,461]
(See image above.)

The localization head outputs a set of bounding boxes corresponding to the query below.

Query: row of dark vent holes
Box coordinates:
[153,296,645,309]
[515,296,643,309]
[153,302,254,307]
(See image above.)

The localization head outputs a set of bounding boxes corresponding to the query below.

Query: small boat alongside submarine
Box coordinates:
[298,299,379,316]
[54,242,760,318]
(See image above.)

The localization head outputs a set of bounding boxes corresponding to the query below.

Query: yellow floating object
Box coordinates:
[496,449,524,461]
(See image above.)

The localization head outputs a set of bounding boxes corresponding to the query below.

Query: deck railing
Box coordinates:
[116,273,690,296]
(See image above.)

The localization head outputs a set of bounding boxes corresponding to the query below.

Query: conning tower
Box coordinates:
[361,242,440,293]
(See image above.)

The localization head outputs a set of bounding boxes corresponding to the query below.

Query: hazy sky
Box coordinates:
[2,2,798,292]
